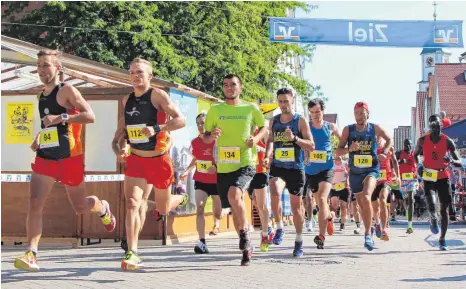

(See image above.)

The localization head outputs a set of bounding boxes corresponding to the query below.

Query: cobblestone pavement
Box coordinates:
[2,221,465,289]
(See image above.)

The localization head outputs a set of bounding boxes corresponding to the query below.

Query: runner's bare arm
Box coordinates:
[413,136,425,164]
[62,84,95,124]
[112,117,126,156]
[151,88,186,132]
[336,126,350,156]
[264,119,274,164]
[330,122,342,139]
[446,137,462,168]
[390,147,400,178]
[375,124,393,154]
[297,116,315,151]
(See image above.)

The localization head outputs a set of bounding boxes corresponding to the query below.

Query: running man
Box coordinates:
[180,111,223,254]
[414,114,463,251]
[15,49,116,272]
[371,137,399,241]
[203,74,266,266]
[304,98,341,249]
[115,58,185,270]
[265,88,315,257]
[335,102,392,251]
[396,138,418,233]
[330,155,350,231]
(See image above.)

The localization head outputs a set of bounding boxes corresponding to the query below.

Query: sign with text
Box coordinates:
[269,18,463,48]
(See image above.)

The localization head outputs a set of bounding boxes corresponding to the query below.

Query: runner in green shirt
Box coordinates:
[203,74,267,266]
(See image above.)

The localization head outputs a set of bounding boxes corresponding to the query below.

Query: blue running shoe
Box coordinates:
[439,238,448,251]
[430,217,440,235]
[293,241,303,257]
[364,235,375,251]
[272,229,284,245]
[374,224,382,238]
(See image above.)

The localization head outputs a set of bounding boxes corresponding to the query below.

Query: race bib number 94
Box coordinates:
[39,127,59,148]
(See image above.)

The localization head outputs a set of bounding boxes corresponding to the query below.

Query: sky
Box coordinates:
[296,1,466,136]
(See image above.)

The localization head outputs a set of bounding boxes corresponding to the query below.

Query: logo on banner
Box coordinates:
[274,22,300,40]
[434,25,459,43]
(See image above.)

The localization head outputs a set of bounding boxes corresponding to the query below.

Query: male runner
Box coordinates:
[246,120,275,252]
[15,50,116,272]
[304,98,341,249]
[330,155,350,231]
[264,88,314,257]
[414,114,462,251]
[396,138,418,233]
[114,58,185,270]
[335,102,392,251]
[180,111,223,254]
[203,74,266,266]
[371,137,399,241]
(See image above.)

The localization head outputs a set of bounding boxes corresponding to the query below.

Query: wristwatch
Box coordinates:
[292,135,298,144]
[61,113,69,122]
[153,124,161,133]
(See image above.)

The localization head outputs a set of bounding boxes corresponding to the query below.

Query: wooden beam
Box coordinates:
[62,68,116,87]
[1,64,26,74]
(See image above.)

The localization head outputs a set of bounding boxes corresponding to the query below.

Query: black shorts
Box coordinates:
[247,173,269,198]
[217,166,255,209]
[350,192,357,202]
[371,183,390,202]
[269,165,305,196]
[330,188,350,202]
[194,181,218,196]
[392,189,403,200]
[423,178,452,205]
[305,169,335,194]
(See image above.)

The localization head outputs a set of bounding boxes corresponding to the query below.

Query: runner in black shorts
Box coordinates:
[329,155,350,231]
[265,88,314,257]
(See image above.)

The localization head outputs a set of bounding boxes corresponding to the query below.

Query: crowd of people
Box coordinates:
[12,51,464,272]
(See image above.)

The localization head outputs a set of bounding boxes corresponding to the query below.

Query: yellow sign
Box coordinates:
[5,102,34,144]
[423,168,438,182]
[402,173,414,181]
[334,182,345,191]
[310,150,327,163]
[219,147,240,163]
[354,155,372,168]
[126,124,149,144]
[196,160,212,173]
[275,147,295,162]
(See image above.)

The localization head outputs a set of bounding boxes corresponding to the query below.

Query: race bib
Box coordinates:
[402,173,414,181]
[196,160,212,173]
[219,147,240,164]
[423,168,438,182]
[310,150,327,163]
[127,124,149,144]
[275,147,295,162]
[334,182,345,191]
[379,170,387,180]
[354,155,372,168]
[39,127,59,148]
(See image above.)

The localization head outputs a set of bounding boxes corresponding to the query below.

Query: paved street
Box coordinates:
[2,221,465,289]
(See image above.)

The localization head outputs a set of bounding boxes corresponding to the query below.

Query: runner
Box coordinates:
[304,98,341,249]
[180,111,223,254]
[203,74,266,266]
[414,114,463,251]
[265,88,315,257]
[302,182,317,232]
[396,138,418,233]
[115,58,185,270]
[389,178,404,221]
[371,137,400,241]
[246,120,275,252]
[330,155,350,231]
[350,187,362,234]
[15,49,116,272]
[335,102,392,251]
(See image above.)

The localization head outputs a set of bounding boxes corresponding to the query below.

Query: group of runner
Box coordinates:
[13,51,463,271]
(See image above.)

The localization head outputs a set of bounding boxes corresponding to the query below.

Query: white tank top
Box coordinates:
[333,161,347,185]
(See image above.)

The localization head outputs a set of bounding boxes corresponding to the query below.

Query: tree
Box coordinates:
[2,1,317,101]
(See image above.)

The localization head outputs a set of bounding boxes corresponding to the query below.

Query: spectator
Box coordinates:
[440,111,452,128]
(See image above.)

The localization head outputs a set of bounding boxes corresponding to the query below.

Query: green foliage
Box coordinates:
[3,1,318,100]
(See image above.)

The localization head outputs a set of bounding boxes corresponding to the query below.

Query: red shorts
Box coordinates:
[125,153,174,189]
[31,155,84,187]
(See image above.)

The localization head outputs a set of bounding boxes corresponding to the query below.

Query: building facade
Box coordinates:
[393,126,411,152]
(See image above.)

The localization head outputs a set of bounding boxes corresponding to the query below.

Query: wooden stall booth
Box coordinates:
[1,36,251,245]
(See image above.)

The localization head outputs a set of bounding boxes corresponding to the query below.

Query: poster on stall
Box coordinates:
[5,102,34,144]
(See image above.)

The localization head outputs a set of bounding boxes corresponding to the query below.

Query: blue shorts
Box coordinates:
[349,170,379,194]
[401,180,418,194]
